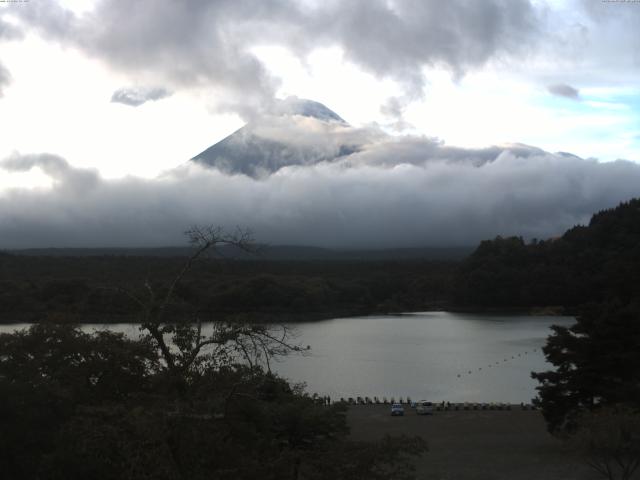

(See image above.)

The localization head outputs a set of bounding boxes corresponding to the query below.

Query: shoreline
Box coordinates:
[0,306,575,326]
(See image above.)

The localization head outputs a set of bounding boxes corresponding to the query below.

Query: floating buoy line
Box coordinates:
[314,347,544,409]
[455,348,540,378]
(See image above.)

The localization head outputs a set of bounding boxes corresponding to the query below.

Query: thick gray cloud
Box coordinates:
[111,86,171,107]
[1,137,639,249]
[547,83,580,100]
[11,0,543,117]
[304,0,539,95]
[7,1,640,117]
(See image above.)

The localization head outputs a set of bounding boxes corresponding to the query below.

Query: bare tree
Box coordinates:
[122,225,304,380]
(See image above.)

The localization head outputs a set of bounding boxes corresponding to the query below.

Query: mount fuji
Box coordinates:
[191,98,360,178]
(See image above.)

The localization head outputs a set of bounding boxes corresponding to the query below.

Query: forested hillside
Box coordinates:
[453,198,640,310]
[0,255,454,323]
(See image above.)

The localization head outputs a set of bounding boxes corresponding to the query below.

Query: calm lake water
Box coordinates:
[1,312,573,403]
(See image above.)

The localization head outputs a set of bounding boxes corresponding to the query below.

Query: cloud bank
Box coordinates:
[2,135,639,249]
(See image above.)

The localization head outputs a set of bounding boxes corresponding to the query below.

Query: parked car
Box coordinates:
[390,403,404,416]
[416,401,434,415]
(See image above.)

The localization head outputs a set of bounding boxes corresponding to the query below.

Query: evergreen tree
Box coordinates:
[532,302,640,434]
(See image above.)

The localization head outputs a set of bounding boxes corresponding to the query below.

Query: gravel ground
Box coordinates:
[347,405,600,480]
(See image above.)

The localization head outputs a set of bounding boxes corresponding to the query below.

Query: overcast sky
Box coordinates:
[0,0,639,248]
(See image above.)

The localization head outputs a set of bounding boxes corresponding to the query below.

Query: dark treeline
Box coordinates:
[0,255,456,323]
[453,198,640,311]
[2,199,639,323]
[9,244,473,261]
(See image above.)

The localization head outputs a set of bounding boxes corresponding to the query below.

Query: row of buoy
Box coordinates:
[338,396,414,405]
[330,397,538,410]
[456,348,539,378]
[428,402,538,411]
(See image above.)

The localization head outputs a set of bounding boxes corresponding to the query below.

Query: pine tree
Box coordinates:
[532,302,640,434]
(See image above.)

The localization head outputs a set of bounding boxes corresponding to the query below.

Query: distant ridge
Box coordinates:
[7,245,474,261]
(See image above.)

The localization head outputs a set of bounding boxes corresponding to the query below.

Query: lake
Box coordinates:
[0,312,573,403]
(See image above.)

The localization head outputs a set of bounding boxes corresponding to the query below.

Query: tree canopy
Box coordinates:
[454,198,640,310]
[532,302,640,434]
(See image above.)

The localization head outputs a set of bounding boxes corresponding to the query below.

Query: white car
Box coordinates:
[416,401,434,415]
[390,403,405,416]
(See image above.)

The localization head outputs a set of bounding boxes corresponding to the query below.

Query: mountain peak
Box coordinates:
[273,97,346,123]
[191,99,356,178]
